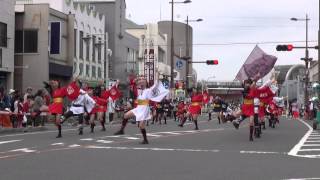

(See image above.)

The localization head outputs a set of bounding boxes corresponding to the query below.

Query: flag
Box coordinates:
[148,82,170,102]
[109,86,121,101]
[66,81,80,101]
[236,45,277,81]
[203,91,209,104]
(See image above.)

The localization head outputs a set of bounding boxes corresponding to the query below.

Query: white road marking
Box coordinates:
[309,135,320,137]
[51,143,64,146]
[302,144,320,147]
[86,146,220,153]
[10,148,36,153]
[145,134,162,137]
[96,140,113,144]
[124,137,140,140]
[80,138,94,141]
[0,139,22,145]
[307,137,320,140]
[240,151,281,154]
[288,119,313,157]
[69,144,81,148]
[298,149,320,152]
[306,140,320,143]
[160,132,181,135]
[284,178,320,180]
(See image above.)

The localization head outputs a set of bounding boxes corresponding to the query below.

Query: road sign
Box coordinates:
[176,60,183,70]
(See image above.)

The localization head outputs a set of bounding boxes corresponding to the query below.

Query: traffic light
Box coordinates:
[206,60,219,65]
[276,44,294,51]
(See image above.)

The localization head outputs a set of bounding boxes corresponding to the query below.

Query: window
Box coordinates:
[24,30,38,53]
[79,63,83,75]
[14,30,38,53]
[50,22,61,54]
[92,35,96,62]
[79,31,84,59]
[74,29,77,58]
[98,67,102,78]
[98,37,101,63]
[86,64,90,77]
[92,66,96,78]
[0,22,7,47]
[86,34,90,61]
[15,30,23,53]
[158,48,165,63]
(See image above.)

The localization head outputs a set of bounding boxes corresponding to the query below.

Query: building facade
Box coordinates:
[76,0,140,90]
[0,0,15,91]
[126,23,170,85]
[15,0,107,89]
[158,21,193,89]
[14,3,75,91]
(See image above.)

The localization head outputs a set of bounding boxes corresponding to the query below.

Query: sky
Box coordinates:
[125,0,319,81]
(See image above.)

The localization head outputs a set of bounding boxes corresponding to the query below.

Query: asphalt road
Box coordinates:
[0,115,319,180]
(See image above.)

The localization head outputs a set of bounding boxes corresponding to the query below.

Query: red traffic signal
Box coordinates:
[206,60,219,65]
[276,44,294,51]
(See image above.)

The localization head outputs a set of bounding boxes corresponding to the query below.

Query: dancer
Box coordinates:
[178,87,203,130]
[114,77,169,144]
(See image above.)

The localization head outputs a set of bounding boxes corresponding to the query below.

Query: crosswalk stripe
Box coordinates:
[308,137,320,140]
[302,144,320,147]
[298,149,320,152]
[306,140,320,143]
[80,138,94,141]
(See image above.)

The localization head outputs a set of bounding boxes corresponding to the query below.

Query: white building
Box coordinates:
[15,0,107,86]
[126,23,170,84]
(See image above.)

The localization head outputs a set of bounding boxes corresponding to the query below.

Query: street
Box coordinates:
[0,116,319,180]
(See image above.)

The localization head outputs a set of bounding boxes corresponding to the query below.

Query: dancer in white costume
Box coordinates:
[114,76,169,144]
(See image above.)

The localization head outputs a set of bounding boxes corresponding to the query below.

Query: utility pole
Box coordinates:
[170,0,174,89]
[185,15,189,94]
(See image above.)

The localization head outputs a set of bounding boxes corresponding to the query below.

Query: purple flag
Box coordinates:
[235,45,277,81]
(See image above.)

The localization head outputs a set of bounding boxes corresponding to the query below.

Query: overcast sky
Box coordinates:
[125,0,319,81]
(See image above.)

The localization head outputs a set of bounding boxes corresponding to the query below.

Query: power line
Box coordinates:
[139,40,318,47]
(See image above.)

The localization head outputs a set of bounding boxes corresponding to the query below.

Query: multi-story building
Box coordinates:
[0,0,15,91]
[75,0,140,91]
[14,3,74,91]
[158,21,194,89]
[15,0,107,91]
[126,23,170,85]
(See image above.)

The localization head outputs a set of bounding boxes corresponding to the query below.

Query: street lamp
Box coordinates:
[170,0,191,91]
[291,15,312,119]
[202,76,215,94]
[184,16,203,93]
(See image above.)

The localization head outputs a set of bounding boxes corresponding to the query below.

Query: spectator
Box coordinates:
[23,95,34,127]
[0,87,10,110]
[12,94,23,128]
[23,87,33,103]
[32,89,45,127]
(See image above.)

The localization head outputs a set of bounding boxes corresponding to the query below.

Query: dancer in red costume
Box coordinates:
[178,87,203,130]
[88,87,108,133]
